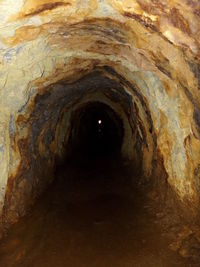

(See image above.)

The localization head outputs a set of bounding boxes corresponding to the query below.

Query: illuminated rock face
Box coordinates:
[0,0,199,230]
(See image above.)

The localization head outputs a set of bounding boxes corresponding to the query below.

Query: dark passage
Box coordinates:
[0,102,188,267]
[67,102,124,163]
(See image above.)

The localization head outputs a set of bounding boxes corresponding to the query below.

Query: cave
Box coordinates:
[0,1,200,266]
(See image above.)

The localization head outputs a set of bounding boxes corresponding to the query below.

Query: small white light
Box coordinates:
[98,120,102,125]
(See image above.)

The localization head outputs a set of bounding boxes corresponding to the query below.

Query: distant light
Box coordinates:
[98,120,102,125]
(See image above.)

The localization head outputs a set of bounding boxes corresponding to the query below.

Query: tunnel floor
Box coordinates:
[0,156,190,267]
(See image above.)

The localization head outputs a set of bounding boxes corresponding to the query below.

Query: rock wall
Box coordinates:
[0,0,200,229]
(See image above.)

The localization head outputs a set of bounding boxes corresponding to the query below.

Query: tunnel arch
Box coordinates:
[0,13,199,233]
[3,67,160,225]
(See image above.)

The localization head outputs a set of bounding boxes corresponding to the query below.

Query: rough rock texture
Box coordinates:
[0,0,200,231]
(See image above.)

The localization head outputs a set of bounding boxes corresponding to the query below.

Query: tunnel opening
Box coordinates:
[66,101,124,165]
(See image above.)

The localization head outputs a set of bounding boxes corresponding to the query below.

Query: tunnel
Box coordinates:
[67,101,124,162]
[0,69,174,266]
[0,68,198,266]
[0,1,200,266]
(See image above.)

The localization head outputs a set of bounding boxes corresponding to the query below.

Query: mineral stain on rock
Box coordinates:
[22,2,71,17]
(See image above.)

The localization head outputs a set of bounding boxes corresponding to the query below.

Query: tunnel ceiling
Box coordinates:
[0,0,200,229]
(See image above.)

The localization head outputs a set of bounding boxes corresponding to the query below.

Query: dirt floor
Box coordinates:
[0,156,194,267]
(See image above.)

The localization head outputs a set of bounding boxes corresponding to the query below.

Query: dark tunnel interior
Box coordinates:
[67,102,124,164]
[0,97,188,266]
